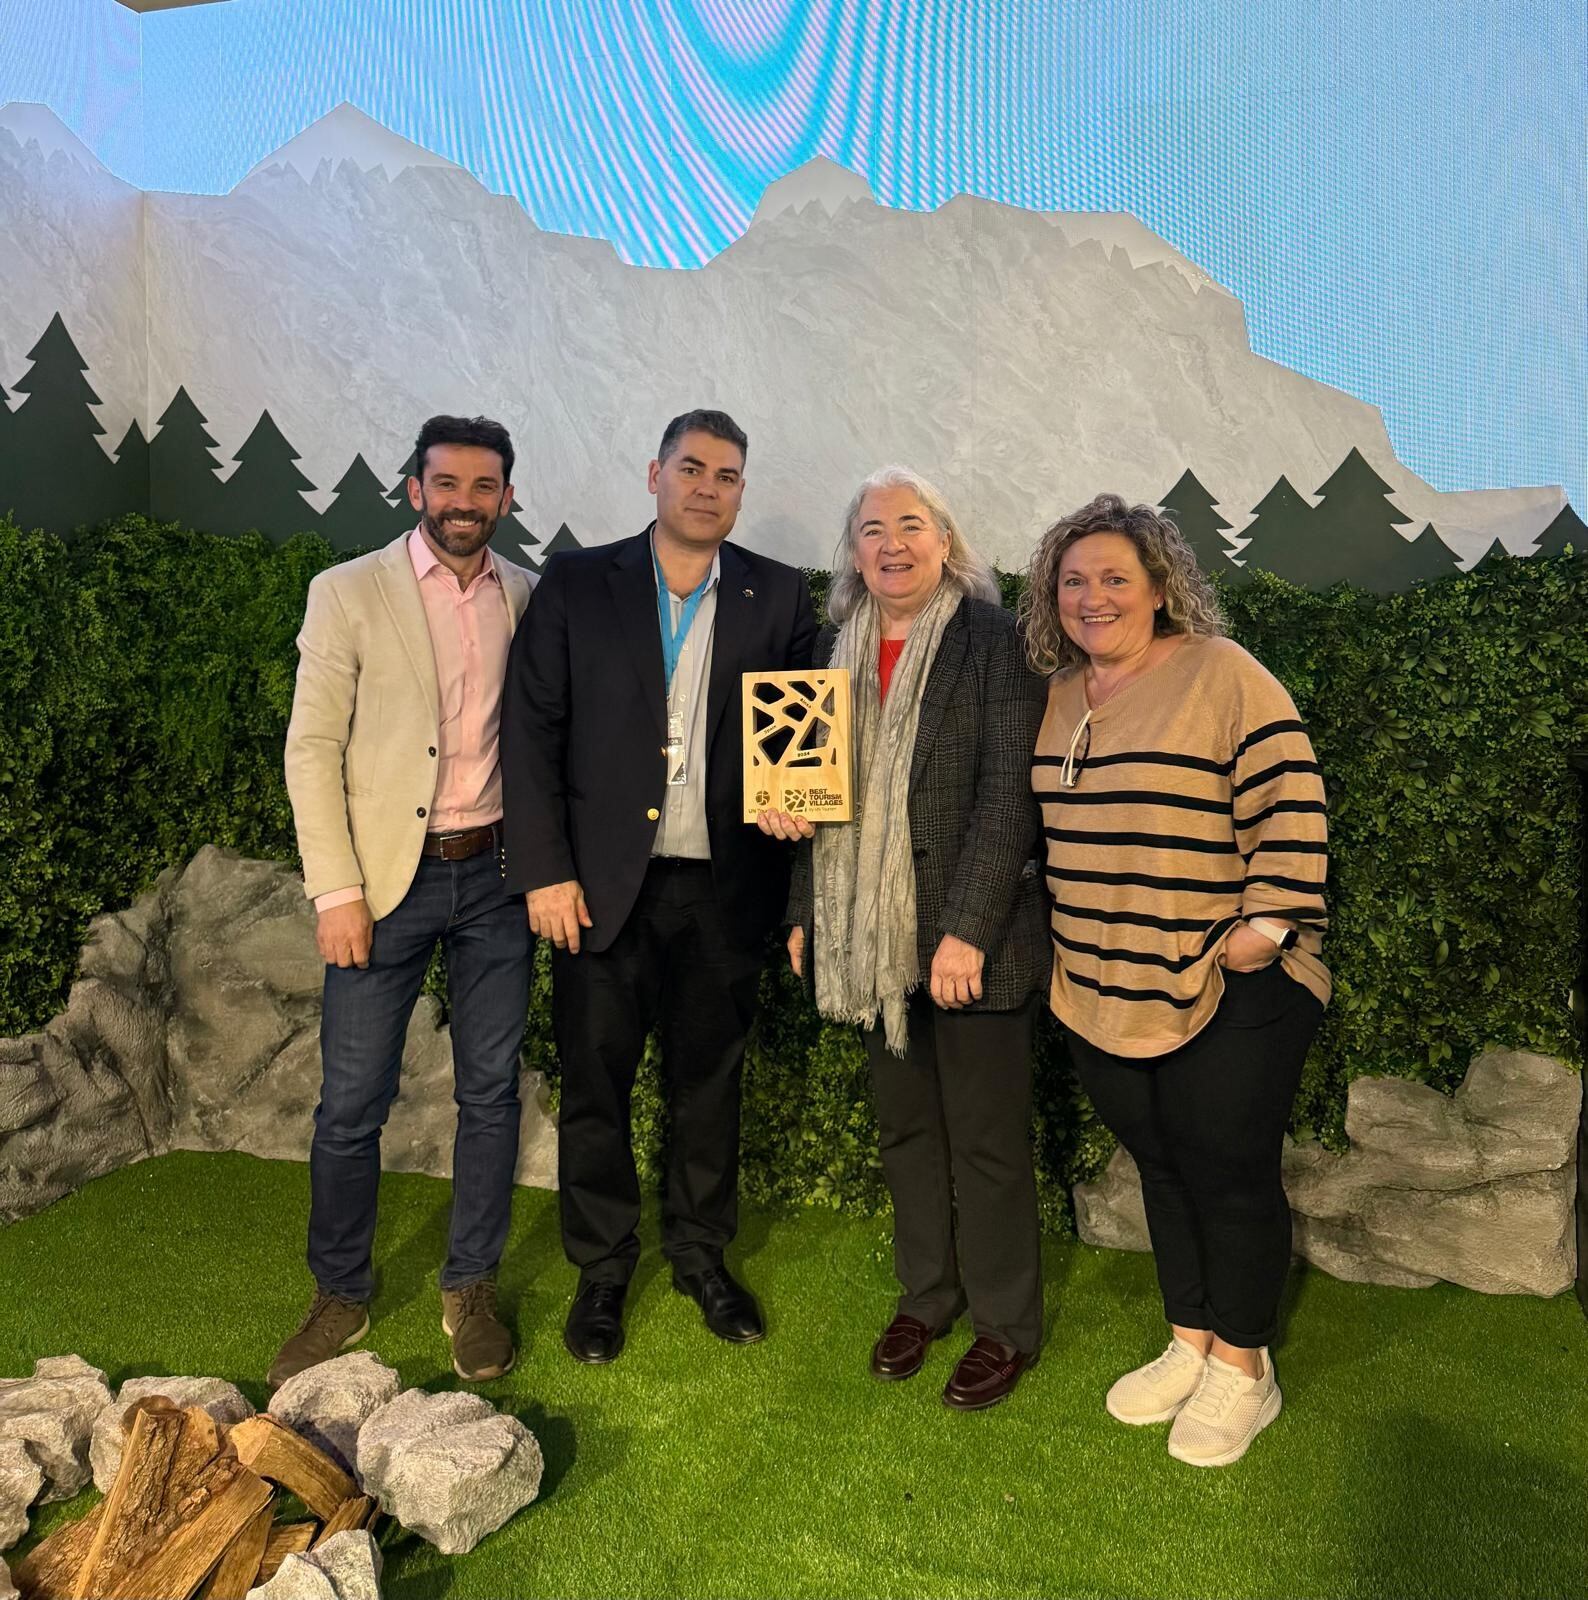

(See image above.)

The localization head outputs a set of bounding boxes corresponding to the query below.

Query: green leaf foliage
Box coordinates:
[0,517,1582,1233]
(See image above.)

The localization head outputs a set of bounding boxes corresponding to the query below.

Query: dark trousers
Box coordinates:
[862,993,1044,1355]
[1067,962,1324,1349]
[551,858,764,1286]
[309,847,531,1301]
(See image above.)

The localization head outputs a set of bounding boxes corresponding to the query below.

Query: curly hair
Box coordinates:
[1019,493,1226,674]
[826,465,1000,624]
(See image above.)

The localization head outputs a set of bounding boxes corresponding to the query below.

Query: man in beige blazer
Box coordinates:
[272,415,536,1389]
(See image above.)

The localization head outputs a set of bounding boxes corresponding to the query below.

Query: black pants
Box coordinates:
[862,993,1043,1355]
[1067,963,1324,1349]
[551,859,764,1286]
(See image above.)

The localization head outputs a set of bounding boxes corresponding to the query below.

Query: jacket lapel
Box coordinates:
[500,562,532,630]
[911,600,969,785]
[374,534,440,712]
[608,529,668,742]
[704,542,752,755]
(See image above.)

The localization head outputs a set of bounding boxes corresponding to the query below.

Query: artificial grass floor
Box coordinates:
[0,1152,1582,1600]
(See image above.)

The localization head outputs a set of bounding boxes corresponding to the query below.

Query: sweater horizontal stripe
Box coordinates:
[1034,635,1329,1059]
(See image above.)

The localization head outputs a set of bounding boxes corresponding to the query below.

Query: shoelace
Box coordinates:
[1144,1343,1199,1382]
[1185,1362,1245,1421]
[451,1281,497,1322]
[302,1291,362,1332]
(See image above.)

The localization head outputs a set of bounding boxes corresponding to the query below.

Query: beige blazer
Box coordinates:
[284,532,535,920]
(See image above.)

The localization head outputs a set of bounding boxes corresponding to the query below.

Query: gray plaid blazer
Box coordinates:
[787,595,1050,1013]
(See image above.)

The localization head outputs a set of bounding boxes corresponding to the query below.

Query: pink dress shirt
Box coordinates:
[314,527,514,911]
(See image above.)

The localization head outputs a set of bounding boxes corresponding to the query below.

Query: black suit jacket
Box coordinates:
[788,596,1050,1012]
[501,526,817,952]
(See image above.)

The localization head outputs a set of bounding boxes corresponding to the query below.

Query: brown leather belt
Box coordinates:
[421,824,498,861]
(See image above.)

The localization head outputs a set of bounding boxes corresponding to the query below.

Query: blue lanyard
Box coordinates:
[654,545,713,694]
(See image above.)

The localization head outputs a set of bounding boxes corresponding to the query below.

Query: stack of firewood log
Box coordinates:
[14,1398,381,1599]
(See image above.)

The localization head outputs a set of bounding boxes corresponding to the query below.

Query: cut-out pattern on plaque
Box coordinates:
[741,669,853,822]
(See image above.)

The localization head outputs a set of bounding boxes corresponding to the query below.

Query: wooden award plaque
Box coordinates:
[742,669,853,823]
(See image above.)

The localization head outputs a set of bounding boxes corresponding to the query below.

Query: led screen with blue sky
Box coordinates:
[1,0,1583,508]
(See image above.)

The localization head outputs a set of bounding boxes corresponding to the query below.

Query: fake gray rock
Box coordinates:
[0,1437,45,1551]
[0,1554,17,1600]
[357,1387,542,1555]
[0,846,558,1226]
[160,848,558,1187]
[245,1529,382,1600]
[269,1352,401,1480]
[1073,1049,1581,1296]
[1073,1146,1150,1253]
[0,869,174,1225]
[90,1374,255,1492]
[0,1356,113,1502]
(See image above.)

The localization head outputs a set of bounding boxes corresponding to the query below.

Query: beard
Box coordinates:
[420,500,499,558]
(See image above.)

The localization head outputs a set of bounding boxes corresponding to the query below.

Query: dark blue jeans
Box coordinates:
[308,847,531,1301]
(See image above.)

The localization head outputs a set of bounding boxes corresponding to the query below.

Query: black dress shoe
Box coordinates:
[673,1263,765,1343]
[941,1336,1038,1410]
[870,1313,949,1380]
[564,1280,628,1364]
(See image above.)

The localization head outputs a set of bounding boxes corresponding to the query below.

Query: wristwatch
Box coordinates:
[1247,917,1298,952]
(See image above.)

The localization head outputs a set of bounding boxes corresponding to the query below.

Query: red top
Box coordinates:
[879,637,906,703]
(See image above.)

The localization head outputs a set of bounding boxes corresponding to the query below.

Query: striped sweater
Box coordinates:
[1032,634,1329,1058]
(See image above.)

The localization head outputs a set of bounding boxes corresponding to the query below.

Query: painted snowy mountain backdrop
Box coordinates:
[0,99,1576,582]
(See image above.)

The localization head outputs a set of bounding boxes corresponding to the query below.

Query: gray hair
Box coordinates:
[826,465,1000,624]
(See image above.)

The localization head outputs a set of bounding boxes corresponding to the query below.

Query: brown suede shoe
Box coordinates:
[267,1290,370,1391]
[942,1336,1038,1410]
[442,1279,515,1382]
[870,1314,948,1381]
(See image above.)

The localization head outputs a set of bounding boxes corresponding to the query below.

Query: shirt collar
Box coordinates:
[408,524,500,589]
[649,526,721,599]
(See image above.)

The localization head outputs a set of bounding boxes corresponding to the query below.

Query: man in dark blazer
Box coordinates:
[500,409,816,1362]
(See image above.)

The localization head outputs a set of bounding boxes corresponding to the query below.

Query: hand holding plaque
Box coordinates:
[742,669,853,823]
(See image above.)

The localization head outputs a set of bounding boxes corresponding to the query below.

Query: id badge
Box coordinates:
[666,710,688,786]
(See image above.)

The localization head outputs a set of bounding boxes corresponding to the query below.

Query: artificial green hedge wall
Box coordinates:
[2,516,1584,1230]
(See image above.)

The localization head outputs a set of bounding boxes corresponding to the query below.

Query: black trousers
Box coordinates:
[862,993,1043,1355]
[551,858,764,1286]
[1067,962,1324,1349]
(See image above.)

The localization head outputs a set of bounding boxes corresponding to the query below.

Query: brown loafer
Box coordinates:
[942,1336,1038,1410]
[870,1314,949,1380]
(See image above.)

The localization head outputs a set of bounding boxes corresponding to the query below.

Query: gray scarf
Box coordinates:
[812,580,962,1053]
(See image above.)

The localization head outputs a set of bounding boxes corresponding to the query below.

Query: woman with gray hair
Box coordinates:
[759,466,1049,1409]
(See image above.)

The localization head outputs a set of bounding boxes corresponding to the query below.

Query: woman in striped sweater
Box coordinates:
[1024,494,1328,1468]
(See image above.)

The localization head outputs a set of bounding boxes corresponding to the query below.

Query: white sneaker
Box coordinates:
[1167,1348,1282,1467]
[1105,1336,1208,1425]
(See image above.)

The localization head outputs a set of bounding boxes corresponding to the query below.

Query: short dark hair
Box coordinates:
[414,415,515,484]
[657,409,748,467]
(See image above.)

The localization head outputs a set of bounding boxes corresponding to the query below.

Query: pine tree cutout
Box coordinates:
[1472,537,1511,571]
[1301,448,1418,591]
[150,386,225,530]
[213,411,316,539]
[494,489,539,565]
[1357,520,1461,594]
[387,451,418,521]
[112,418,150,517]
[534,522,584,570]
[4,312,120,534]
[319,452,410,551]
[1235,475,1314,584]
[1159,469,1244,583]
[1532,504,1586,559]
